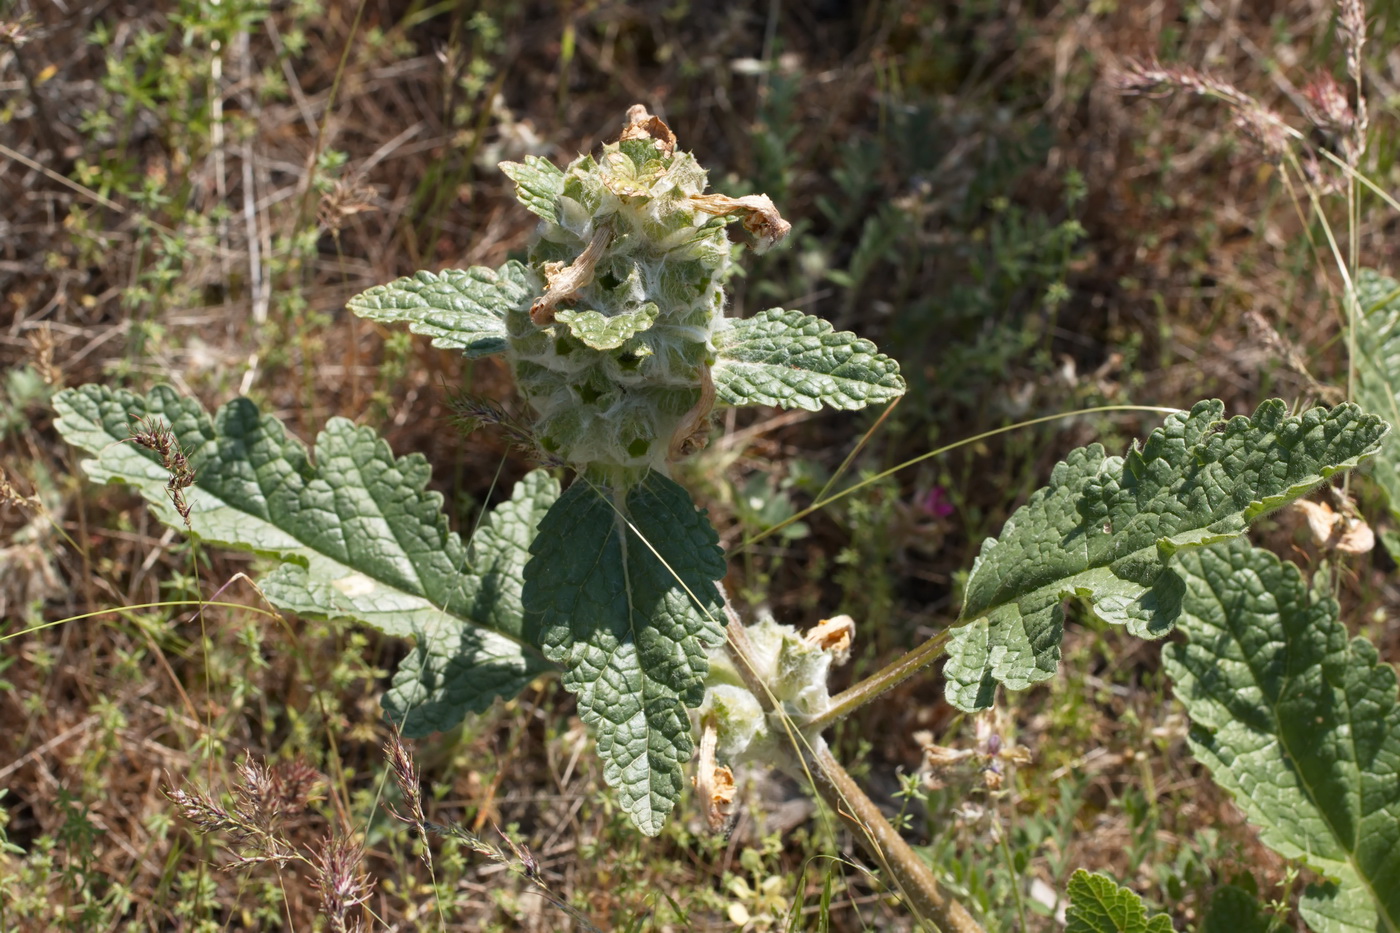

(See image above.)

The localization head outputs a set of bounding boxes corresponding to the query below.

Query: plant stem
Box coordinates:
[996,814,1029,933]
[805,629,951,734]
[804,739,984,933]
[724,619,984,933]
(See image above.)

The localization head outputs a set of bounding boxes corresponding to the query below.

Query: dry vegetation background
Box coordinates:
[2,0,1399,930]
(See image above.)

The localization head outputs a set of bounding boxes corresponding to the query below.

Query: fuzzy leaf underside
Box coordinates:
[522,471,727,836]
[1168,538,1400,933]
[53,384,550,735]
[556,304,659,350]
[1353,268,1400,522]
[345,261,533,358]
[384,470,560,735]
[711,308,906,411]
[499,156,565,224]
[1065,870,1174,933]
[944,399,1387,711]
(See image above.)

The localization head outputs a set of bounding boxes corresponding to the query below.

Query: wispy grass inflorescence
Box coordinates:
[316,834,374,933]
[317,174,377,236]
[168,757,374,930]
[1107,58,1297,161]
[27,322,59,387]
[1111,0,1371,193]
[0,15,33,47]
[128,416,196,528]
[1243,310,1346,406]
[165,774,299,865]
[1339,0,1368,157]
[384,730,603,932]
[446,391,564,468]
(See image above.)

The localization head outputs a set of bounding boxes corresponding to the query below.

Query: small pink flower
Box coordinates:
[919,486,955,519]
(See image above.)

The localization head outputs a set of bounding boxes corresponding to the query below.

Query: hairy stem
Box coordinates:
[805,629,951,734]
[724,619,983,933]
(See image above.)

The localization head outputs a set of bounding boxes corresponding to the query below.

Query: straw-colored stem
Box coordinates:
[724,618,984,933]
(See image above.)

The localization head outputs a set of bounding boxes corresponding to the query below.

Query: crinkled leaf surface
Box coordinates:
[54,384,552,735]
[346,261,533,358]
[384,469,560,735]
[1168,538,1400,933]
[1066,870,1174,933]
[711,308,905,411]
[945,400,1386,711]
[522,471,726,836]
[556,304,658,350]
[1353,267,1400,521]
[499,156,564,224]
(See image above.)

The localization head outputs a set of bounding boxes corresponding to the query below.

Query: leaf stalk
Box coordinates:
[805,628,952,734]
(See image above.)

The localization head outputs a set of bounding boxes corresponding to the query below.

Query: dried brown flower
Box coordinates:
[620,104,677,155]
[1295,495,1374,555]
[28,323,59,387]
[688,192,792,253]
[667,366,715,460]
[530,224,612,324]
[317,175,377,235]
[693,717,737,833]
[804,614,856,666]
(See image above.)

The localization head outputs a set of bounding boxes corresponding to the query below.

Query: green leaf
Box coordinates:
[1203,881,1271,933]
[499,156,564,224]
[556,304,659,350]
[522,471,727,836]
[346,261,533,358]
[1352,267,1400,521]
[1167,538,1400,933]
[711,308,906,411]
[945,400,1387,710]
[53,384,551,735]
[384,470,560,735]
[1066,870,1174,933]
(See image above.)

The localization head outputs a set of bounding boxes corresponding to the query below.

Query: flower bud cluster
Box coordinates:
[699,614,852,767]
[504,106,788,484]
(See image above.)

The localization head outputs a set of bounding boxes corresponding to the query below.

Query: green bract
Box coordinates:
[500,114,786,481]
[699,614,848,766]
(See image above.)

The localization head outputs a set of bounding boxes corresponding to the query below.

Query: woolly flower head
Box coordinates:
[501,106,789,483]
